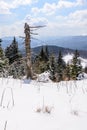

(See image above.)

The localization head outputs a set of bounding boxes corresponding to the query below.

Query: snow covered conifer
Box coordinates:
[71,50,82,80]
[0,43,4,59]
[5,37,21,64]
[57,51,66,81]
[49,54,56,81]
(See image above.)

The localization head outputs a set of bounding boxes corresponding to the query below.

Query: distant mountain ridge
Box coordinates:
[31,45,87,59]
[1,36,87,51]
[1,36,87,58]
[45,36,87,51]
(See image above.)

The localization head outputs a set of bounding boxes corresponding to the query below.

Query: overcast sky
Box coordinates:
[0,0,87,38]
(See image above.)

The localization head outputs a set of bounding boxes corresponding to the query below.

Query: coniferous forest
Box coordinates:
[0,36,86,82]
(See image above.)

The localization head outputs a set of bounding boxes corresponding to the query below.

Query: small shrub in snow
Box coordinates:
[44,106,53,114]
[36,107,42,113]
[71,110,79,116]
[36,106,53,114]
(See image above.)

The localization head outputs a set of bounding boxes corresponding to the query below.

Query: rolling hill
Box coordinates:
[1,36,87,50]
[1,36,87,58]
[31,45,87,59]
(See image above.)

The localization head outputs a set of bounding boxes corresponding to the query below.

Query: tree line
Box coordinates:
[0,37,87,81]
[33,46,83,81]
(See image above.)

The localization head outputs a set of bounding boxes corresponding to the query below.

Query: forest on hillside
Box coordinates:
[0,36,87,82]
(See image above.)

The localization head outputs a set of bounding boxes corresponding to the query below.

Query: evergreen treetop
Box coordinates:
[0,43,4,59]
[5,37,20,64]
[71,50,82,79]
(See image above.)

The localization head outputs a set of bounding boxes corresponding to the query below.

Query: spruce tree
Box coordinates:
[0,42,9,77]
[49,54,56,81]
[39,46,45,61]
[71,50,82,80]
[5,37,20,64]
[45,45,49,61]
[0,39,2,43]
[33,46,49,73]
[0,43,4,59]
[57,51,66,81]
[65,62,71,80]
[39,46,48,62]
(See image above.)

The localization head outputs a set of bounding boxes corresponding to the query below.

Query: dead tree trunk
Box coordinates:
[24,23,45,79]
[24,23,33,79]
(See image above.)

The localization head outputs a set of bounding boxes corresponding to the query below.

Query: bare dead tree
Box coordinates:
[24,23,33,79]
[24,23,45,79]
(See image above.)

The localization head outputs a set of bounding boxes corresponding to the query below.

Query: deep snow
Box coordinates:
[63,53,87,68]
[0,77,87,130]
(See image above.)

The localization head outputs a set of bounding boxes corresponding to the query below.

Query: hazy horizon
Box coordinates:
[1,35,87,51]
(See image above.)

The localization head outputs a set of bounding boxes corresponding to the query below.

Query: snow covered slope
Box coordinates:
[0,78,87,130]
[63,53,87,68]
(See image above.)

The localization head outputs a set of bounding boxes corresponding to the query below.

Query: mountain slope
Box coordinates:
[1,36,87,50]
[45,36,87,50]
[1,36,87,58]
[32,45,87,58]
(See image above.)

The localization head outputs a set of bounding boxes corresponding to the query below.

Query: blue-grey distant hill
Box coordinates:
[1,36,87,50]
[31,45,87,59]
[44,36,87,51]
[1,36,87,58]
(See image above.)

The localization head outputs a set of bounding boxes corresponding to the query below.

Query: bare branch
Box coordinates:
[19,36,25,39]
[30,25,46,28]
[30,32,38,35]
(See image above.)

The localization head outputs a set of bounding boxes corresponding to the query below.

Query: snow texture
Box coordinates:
[0,76,87,130]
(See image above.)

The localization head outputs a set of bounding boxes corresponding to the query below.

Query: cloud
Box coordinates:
[69,9,87,21]
[31,0,85,16]
[56,9,87,26]
[76,0,86,5]
[0,21,24,37]
[57,0,85,8]
[0,7,11,14]
[52,9,87,36]
[10,0,33,8]
[32,3,57,16]
[58,0,74,8]
[0,15,48,37]
[0,1,11,14]
[41,3,57,15]
[25,15,48,26]
[31,9,87,37]
[0,0,37,14]
[0,9,87,37]
[31,7,40,16]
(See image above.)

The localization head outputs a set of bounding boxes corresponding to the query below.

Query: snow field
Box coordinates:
[0,78,87,130]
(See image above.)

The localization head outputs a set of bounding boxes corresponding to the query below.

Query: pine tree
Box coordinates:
[33,46,49,74]
[0,43,4,74]
[5,37,21,64]
[0,39,2,43]
[45,45,49,61]
[39,46,45,61]
[71,50,82,80]
[49,54,56,81]
[0,41,9,77]
[0,43,4,59]
[65,62,71,80]
[57,51,66,81]
[8,59,26,78]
